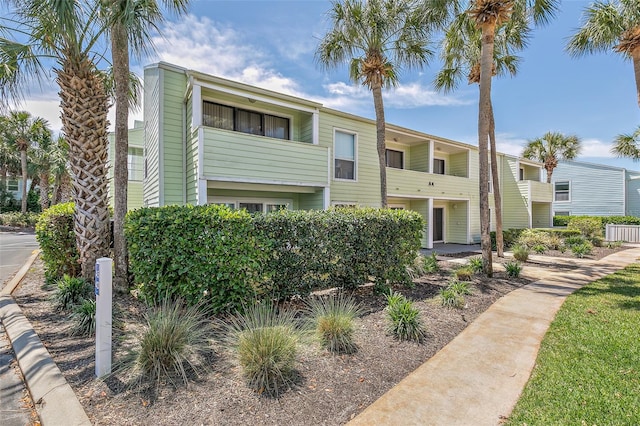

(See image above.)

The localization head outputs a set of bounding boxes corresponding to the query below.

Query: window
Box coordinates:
[554,211,570,216]
[554,181,570,202]
[239,202,264,213]
[519,167,525,181]
[488,166,493,193]
[385,149,404,169]
[334,130,356,180]
[128,147,144,181]
[6,179,18,192]
[202,101,290,140]
[210,198,291,213]
[433,158,445,175]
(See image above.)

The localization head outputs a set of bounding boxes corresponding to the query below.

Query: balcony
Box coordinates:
[387,167,475,199]
[518,180,552,203]
[202,127,329,187]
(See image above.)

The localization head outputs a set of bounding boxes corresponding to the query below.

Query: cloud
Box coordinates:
[580,138,614,158]
[495,133,527,156]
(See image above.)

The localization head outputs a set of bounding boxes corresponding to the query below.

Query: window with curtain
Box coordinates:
[202,101,290,141]
[385,149,404,169]
[554,181,570,201]
[335,131,356,180]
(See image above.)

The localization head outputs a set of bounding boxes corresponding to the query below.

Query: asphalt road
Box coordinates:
[0,232,39,289]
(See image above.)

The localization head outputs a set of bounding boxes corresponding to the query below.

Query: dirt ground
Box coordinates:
[12,246,626,425]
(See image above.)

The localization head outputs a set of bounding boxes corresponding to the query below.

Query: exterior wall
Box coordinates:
[160,68,187,205]
[409,144,429,172]
[552,161,625,216]
[626,171,640,216]
[501,157,530,229]
[532,202,551,228]
[447,200,469,243]
[143,66,161,207]
[108,124,144,210]
[319,110,380,207]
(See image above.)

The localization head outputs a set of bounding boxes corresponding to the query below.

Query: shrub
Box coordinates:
[607,240,623,249]
[36,202,79,283]
[491,228,525,250]
[564,235,587,247]
[306,293,362,354]
[568,216,603,239]
[571,242,593,258]
[505,261,522,278]
[467,257,483,273]
[439,287,465,309]
[133,299,212,386]
[407,252,439,279]
[70,299,96,336]
[0,212,39,227]
[225,302,301,395]
[533,244,546,254]
[512,245,529,262]
[590,236,604,247]
[454,266,474,281]
[126,204,263,314]
[423,252,440,273]
[516,229,555,250]
[447,279,472,296]
[385,292,426,342]
[52,275,92,311]
[553,215,571,227]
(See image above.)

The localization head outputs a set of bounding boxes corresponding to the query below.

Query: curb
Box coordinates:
[0,252,91,426]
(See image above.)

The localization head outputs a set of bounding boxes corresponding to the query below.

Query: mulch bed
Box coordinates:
[11,245,628,425]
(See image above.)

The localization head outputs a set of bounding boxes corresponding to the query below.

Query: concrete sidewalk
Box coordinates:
[348,247,640,426]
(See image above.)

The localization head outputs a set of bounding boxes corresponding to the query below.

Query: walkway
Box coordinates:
[348,247,640,426]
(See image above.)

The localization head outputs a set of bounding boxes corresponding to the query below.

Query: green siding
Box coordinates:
[502,157,529,229]
[387,168,476,201]
[532,202,551,228]
[161,68,187,205]
[319,111,380,206]
[447,201,468,243]
[299,191,325,210]
[202,128,328,185]
[409,144,429,172]
[143,66,161,207]
[449,152,468,178]
[409,199,429,247]
[128,182,143,210]
[207,188,300,209]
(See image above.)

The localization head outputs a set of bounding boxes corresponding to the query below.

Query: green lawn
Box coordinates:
[507,263,640,425]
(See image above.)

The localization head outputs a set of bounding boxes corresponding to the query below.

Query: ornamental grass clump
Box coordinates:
[226,302,302,396]
[512,245,529,262]
[306,293,362,354]
[571,242,593,258]
[70,299,96,336]
[467,256,483,274]
[133,299,212,387]
[385,291,426,343]
[52,275,93,311]
[505,260,522,278]
[453,265,474,281]
[439,278,471,309]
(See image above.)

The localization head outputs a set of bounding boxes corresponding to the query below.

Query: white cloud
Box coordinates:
[386,83,472,108]
[580,138,614,158]
[495,133,527,156]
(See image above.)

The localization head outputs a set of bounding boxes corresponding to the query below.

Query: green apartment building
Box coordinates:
[118,61,552,248]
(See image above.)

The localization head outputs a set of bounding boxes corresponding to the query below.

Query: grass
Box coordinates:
[52,275,93,311]
[385,291,426,342]
[504,260,522,278]
[70,299,96,336]
[306,293,362,354]
[507,263,640,425]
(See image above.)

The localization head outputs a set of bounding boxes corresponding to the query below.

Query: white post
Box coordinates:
[95,257,112,377]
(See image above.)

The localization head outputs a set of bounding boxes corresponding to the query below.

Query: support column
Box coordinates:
[427,198,434,249]
[428,141,434,174]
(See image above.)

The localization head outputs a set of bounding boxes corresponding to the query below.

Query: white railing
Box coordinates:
[606,224,640,242]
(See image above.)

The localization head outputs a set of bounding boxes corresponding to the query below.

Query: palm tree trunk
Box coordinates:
[478,22,496,277]
[633,47,640,108]
[20,148,27,214]
[112,20,130,290]
[39,170,50,212]
[372,83,388,208]
[489,101,503,257]
[57,57,111,282]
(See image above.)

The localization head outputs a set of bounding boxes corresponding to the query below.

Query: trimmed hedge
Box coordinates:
[35,202,79,283]
[254,208,424,299]
[125,204,263,314]
[553,215,640,228]
[125,206,424,312]
[0,212,39,228]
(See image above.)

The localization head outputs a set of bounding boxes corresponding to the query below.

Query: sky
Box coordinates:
[11,0,640,171]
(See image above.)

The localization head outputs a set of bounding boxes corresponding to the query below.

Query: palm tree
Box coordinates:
[434,11,529,257]
[522,132,581,183]
[101,0,189,289]
[611,126,640,160]
[49,135,72,205]
[316,0,433,208]
[30,123,56,211]
[435,0,558,275]
[0,111,51,213]
[567,0,640,108]
[1,0,111,280]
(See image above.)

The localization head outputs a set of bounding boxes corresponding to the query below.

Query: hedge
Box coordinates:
[125,204,263,314]
[35,202,79,283]
[254,208,424,299]
[553,215,640,228]
[125,206,424,312]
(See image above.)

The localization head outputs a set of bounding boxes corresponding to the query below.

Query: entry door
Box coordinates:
[433,208,444,242]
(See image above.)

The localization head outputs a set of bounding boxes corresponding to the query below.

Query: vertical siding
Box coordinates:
[143,67,161,207]
[319,111,380,206]
[161,68,187,205]
[552,161,625,216]
[449,152,468,177]
[409,144,429,172]
[626,171,640,216]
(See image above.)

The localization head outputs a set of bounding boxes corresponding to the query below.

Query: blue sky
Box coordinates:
[16,0,640,170]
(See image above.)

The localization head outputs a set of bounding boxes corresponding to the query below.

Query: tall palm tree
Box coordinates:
[434,11,529,257]
[567,0,640,108]
[50,136,72,205]
[435,0,558,275]
[1,0,111,280]
[0,111,51,213]
[316,0,433,208]
[522,131,581,183]
[611,126,640,160]
[101,0,189,289]
[30,122,56,211]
